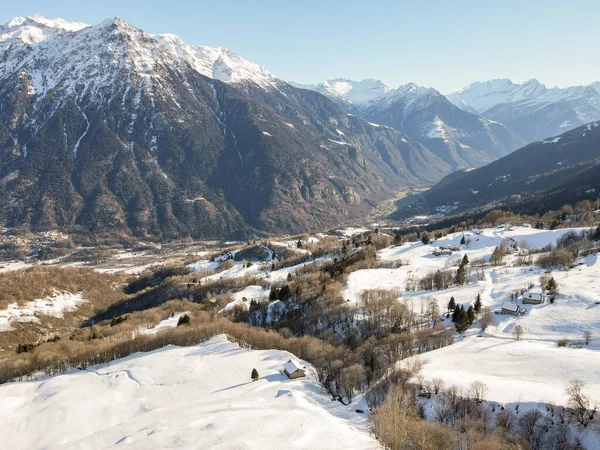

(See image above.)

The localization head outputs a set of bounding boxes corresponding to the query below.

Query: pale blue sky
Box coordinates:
[2,0,599,93]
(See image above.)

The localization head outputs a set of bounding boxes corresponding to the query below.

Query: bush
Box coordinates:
[177,314,191,326]
[557,338,570,347]
[16,343,36,354]
[110,316,128,327]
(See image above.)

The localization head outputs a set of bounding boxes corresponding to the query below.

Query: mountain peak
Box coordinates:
[0,14,278,100]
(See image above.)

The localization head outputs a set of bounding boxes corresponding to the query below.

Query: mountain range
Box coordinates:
[0,15,450,240]
[448,79,600,142]
[1,14,599,240]
[292,79,525,169]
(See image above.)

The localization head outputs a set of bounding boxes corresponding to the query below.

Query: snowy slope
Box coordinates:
[415,335,600,407]
[0,335,378,450]
[345,225,600,414]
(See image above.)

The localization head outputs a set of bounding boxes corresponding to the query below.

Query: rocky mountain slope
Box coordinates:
[392,122,600,218]
[448,79,600,142]
[294,80,525,170]
[0,15,450,240]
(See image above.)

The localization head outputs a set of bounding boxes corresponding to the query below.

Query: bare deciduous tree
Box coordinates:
[583,330,592,345]
[339,363,364,404]
[566,379,595,427]
[479,307,494,331]
[431,377,445,395]
[513,325,524,341]
[469,380,488,404]
[518,409,544,450]
[496,409,516,432]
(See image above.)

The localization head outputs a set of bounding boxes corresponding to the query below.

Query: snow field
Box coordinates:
[340,225,600,420]
[0,335,378,450]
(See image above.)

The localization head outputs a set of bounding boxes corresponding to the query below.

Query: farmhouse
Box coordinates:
[500,302,521,316]
[522,291,546,305]
[283,360,306,379]
[433,245,462,256]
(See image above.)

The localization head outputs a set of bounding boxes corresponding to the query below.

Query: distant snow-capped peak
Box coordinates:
[370,82,442,112]
[448,78,600,114]
[292,78,443,113]
[291,78,390,105]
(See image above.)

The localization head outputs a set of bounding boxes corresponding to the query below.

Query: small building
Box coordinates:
[522,223,532,228]
[433,248,453,256]
[522,292,545,304]
[501,302,521,316]
[283,360,306,379]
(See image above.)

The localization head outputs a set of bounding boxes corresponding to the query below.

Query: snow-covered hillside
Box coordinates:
[0,335,378,450]
[345,226,600,410]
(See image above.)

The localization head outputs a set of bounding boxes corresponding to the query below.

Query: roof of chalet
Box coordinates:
[283,359,304,374]
[501,302,519,312]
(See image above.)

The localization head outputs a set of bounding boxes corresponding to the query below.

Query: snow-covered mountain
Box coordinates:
[295,79,525,169]
[448,79,600,142]
[0,15,451,239]
[0,14,278,103]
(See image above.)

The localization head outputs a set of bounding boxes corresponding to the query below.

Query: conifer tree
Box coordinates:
[455,263,466,285]
[474,293,482,313]
[421,233,430,245]
[467,305,475,324]
[448,297,456,313]
[251,368,259,381]
[460,234,466,245]
[462,254,469,266]
[455,305,469,333]
[451,304,460,323]
[546,277,558,296]
[278,284,291,301]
